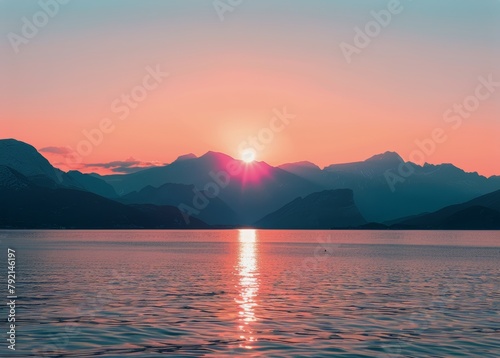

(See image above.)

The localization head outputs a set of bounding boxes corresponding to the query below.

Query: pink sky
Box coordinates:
[1,1,499,176]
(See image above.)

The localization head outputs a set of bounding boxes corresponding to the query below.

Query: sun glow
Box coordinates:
[241,149,256,163]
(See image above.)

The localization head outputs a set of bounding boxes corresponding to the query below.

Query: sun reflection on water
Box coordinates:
[236,229,259,349]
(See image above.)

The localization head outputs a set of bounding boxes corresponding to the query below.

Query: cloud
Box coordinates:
[39,146,74,155]
[83,157,166,174]
[38,148,165,174]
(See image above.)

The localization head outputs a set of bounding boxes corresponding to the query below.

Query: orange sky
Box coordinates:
[1,1,499,176]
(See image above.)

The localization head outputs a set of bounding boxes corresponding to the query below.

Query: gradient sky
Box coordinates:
[1,0,499,175]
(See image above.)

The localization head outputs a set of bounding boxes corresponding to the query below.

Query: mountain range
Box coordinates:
[255,189,367,229]
[0,138,499,230]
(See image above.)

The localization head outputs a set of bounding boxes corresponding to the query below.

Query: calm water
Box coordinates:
[0,230,499,357]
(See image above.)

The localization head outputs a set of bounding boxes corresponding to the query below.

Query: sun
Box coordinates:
[241,149,256,163]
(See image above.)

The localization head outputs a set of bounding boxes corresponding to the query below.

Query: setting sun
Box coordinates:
[242,149,256,163]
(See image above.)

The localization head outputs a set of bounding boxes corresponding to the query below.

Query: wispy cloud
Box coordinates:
[39,146,74,155]
[83,157,166,174]
[39,147,165,174]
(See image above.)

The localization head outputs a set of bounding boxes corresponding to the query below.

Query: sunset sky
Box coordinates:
[1,0,499,175]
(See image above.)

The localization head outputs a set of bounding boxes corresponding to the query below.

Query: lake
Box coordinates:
[0,230,499,357]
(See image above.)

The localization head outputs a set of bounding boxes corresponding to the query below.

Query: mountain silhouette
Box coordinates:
[0,139,62,181]
[255,189,366,229]
[66,170,117,198]
[0,138,499,229]
[0,139,113,193]
[101,151,323,224]
[0,165,32,190]
[278,152,500,222]
[0,166,207,229]
[174,153,198,162]
[120,183,239,225]
[391,189,500,229]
